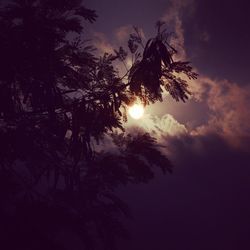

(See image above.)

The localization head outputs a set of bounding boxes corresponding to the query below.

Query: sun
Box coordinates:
[128,104,144,119]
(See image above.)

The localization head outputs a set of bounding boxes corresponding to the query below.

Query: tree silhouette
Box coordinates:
[0,1,197,249]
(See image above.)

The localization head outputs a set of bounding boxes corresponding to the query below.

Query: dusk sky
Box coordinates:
[1,0,250,249]
[83,0,250,249]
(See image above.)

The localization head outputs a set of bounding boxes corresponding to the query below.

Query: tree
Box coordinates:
[0,1,197,249]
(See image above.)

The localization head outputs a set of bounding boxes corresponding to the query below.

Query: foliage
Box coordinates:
[0,1,196,249]
[127,22,198,104]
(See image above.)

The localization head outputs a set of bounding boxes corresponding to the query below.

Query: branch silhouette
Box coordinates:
[0,1,196,249]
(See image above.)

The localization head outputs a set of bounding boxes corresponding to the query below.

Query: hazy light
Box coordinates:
[128,104,144,119]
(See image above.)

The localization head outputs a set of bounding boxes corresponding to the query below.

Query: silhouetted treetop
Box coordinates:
[0,1,196,249]
[127,23,198,104]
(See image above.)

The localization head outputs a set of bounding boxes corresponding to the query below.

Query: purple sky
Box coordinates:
[1,1,249,249]
[83,1,250,249]
[84,0,250,84]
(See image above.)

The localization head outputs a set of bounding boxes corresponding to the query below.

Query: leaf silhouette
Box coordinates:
[0,3,193,250]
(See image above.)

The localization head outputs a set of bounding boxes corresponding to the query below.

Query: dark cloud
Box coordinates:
[84,0,250,86]
[83,1,250,249]
[192,76,250,151]
[183,0,250,84]
[119,132,250,250]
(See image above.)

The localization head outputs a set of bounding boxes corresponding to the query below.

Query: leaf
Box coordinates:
[75,6,97,23]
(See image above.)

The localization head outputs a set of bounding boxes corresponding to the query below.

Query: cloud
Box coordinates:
[191,76,250,150]
[181,68,250,151]
[114,25,132,44]
[120,128,250,250]
[161,0,195,61]
[114,25,146,44]
[90,31,130,76]
[159,0,250,151]
[92,25,145,54]
[113,2,250,249]
[91,0,250,153]
[126,114,187,138]
[92,31,114,54]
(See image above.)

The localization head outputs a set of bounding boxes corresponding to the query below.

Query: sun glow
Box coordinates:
[128,104,145,119]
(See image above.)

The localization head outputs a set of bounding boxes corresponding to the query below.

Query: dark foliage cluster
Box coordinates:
[128,22,198,104]
[0,1,196,249]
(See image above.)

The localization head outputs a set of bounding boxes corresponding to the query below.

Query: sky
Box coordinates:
[83,0,250,249]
